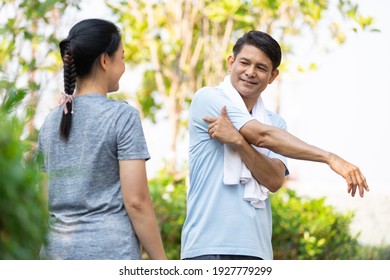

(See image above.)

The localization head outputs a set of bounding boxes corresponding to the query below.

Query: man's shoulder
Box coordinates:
[266,109,281,118]
[266,110,287,129]
[194,86,221,96]
[193,86,225,102]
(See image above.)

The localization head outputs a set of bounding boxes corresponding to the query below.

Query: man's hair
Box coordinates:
[232,30,282,70]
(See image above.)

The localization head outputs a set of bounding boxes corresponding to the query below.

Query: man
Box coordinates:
[180,30,368,260]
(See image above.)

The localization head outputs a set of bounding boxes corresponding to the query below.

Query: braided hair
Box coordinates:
[58,19,122,141]
[59,40,76,141]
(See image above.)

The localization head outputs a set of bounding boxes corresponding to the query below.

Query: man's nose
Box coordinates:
[245,66,255,77]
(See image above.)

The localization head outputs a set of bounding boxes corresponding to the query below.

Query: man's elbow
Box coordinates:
[267,177,286,193]
[264,165,287,192]
[240,121,272,149]
[254,133,271,149]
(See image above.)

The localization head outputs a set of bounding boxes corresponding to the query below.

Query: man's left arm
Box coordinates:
[232,139,287,192]
[205,106,286,192]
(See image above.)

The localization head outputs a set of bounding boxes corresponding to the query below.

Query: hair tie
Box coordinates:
[59,92,74,114]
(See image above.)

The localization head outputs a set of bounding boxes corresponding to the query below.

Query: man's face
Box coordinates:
[228,44,279,104]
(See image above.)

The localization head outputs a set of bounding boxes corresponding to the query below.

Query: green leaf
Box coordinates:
[1,87,28,113]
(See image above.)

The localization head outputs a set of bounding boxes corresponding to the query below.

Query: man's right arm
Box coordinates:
[239,119,369,197]
[205,110,369,197]
[241,119,330,163]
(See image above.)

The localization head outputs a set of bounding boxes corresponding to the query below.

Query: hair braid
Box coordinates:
[59,40,76,141]
[63,51,76,95]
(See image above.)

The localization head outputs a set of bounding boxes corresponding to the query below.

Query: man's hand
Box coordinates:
[327,153,369,197]
[203,106,243,145]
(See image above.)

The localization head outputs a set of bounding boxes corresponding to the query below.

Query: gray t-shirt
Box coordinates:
[38,94,150,259]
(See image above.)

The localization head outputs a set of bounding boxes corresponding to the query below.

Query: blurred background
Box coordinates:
[1,0,389,259]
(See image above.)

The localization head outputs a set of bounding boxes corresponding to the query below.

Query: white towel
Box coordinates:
[217,75,272,208]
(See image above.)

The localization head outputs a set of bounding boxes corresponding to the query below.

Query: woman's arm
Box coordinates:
[119,160,167,260]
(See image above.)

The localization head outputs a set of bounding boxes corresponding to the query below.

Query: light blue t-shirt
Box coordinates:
[181,87,289,260]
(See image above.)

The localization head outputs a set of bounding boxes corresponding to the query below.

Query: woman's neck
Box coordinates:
[74,78,107,97]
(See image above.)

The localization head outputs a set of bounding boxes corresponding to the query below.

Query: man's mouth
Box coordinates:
[240,78,257,85]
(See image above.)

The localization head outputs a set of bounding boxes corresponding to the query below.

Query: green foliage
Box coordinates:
[0,81,28,114]
[136,70,161,123]
[0,110,48,259]
[148,171,187,260]
[271,188,360,259]
[338,0,379,32]
[0,1,82,258]
[356,244,390,260]
[0,0,80,118]
[147,174,385,260]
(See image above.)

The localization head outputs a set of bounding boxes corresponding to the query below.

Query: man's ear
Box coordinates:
[227,55,234,71]
[268,69,279,84]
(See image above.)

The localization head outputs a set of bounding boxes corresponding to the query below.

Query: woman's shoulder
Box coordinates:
[106,100,142,127]
[114,100,140,115]
[99,96,138,113]
[39,106,61,128]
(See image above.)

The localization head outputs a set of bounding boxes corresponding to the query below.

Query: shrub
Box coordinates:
[0,110,48,259]
[356,244,390,260]
[271,188,360,259]
[148,170,187,260]
[148,175,377,260]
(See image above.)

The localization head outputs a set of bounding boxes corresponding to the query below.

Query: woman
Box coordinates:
[38,19,166,260]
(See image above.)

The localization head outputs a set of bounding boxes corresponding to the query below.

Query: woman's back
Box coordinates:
[38,94,150,259]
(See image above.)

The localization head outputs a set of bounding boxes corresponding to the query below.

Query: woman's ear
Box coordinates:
[99,53,110,71]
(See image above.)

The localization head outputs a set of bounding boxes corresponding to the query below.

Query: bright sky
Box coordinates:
[273,0,390,196]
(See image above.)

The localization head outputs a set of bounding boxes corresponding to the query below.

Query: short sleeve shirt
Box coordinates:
[38,94,149,259]
[181,87,289,260]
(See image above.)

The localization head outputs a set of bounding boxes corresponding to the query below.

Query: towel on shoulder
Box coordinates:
[217,75,272,208]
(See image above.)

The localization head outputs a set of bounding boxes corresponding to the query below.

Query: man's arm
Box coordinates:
[207,106,286,192]
[232,140,287,193]
[204,106,369,197]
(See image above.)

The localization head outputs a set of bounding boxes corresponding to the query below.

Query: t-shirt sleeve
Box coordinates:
[189,87,254,142]
[267,111,289,176]
[116,104,150,161]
